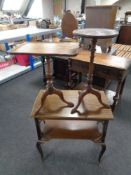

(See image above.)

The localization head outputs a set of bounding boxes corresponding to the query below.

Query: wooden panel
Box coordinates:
[31,90,113,121]
[8,42,79,57]
[85,6,117,28]
[53,58,68,80]
[42,120,101,140]
[84,5,117,50]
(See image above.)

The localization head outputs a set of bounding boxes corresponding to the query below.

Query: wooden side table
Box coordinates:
[31,90,113,162]
[8,42,79,115]
[71,28,118,113]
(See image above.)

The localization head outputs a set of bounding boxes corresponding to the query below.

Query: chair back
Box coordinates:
[84,5,117,52]
[116,25,131,45]
[61,11,78,38]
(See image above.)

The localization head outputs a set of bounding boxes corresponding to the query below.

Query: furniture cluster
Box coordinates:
[9,27,120,163]
[5,5,131,163]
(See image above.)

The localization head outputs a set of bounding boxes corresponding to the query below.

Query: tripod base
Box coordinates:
[71,86,109,114]
[34,87,74,116]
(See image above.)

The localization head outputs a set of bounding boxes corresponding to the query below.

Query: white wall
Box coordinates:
[85,0,96,6]
[66,0,131,19]
[100,0,119,5]
[115,0,131,18]
[42,0,54,19]
[66,0,81,14]
[27,0,54,19]
[95,0,101,5]
[66,0,97,14]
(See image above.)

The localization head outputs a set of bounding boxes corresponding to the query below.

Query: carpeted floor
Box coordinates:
[0,66,131,175]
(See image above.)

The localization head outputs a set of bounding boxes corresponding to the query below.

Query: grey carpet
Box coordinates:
[0,66,131,175]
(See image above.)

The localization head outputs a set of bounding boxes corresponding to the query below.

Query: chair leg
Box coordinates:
[98,143,106,163]
[36,142,44,159]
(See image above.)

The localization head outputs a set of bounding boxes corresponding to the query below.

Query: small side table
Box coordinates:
[8,42,79,115]
[31,90,113,162]
[71,28,118,113]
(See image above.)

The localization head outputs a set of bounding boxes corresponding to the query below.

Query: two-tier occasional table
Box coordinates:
[71,28,118,113]
[8,42,79,115]
[31,89,113,162]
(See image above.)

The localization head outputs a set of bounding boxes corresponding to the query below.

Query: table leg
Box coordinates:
[119,76,127,98]
[112,74,126,111]
[98,121,109,162]
[35,119,44,158]
[41,57,47,84]
[34,57,74,115]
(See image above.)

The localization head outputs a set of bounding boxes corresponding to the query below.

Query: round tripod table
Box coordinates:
[71,28,118,114]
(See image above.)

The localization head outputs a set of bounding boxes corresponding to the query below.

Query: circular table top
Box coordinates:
[73,28,118,39]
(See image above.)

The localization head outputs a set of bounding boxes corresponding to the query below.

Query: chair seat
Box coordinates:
[42,120,102,141]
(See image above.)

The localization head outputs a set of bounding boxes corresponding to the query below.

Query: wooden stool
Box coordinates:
[31,90,113,163]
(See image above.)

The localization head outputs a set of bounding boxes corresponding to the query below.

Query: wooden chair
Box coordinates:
[53,11,79,86]
[38,13,78,85]
[31,90,113,163]
[84,5,117,53]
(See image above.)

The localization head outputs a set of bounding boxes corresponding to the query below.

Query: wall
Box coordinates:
[53,0,65,18]
[114,0,131,18]
[66,0,97,14]
[99,0,131,19]
[100,0,118,5]
[66,0,81,14]
[42,0,54,19]
[85,0,96,6]
[27,0,54,19]
[95,0,101,5]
